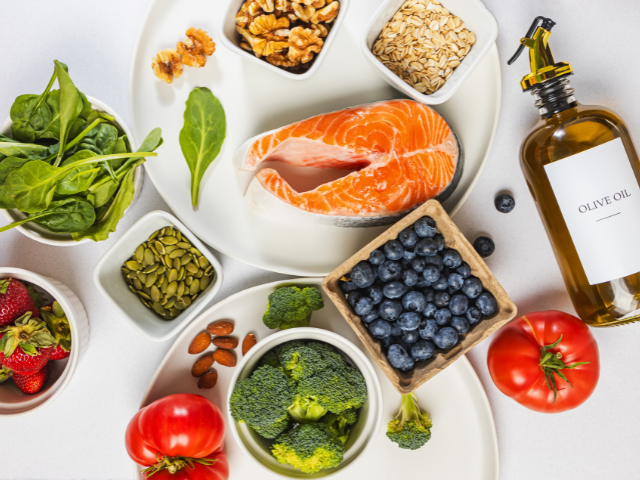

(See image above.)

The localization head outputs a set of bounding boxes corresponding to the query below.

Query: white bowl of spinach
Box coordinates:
[0,60,163,246]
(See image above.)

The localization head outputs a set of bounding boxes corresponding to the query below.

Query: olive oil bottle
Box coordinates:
[510,17,640,327]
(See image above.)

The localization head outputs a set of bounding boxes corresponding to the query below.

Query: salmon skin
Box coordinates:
[234,99,463,227]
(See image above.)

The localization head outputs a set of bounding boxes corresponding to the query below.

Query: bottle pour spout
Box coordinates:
[507,16,573,91]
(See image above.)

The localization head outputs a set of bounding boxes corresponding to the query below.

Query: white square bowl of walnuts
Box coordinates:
[219,0,349,80]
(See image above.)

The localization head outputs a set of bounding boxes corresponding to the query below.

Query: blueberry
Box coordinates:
[339,280,359,293]
[434,233,445,251]
[361,310,380,323]
[383,281,406,299]
[434,327,459,349]
[433,291,450,307]
[448,272,464,291]
[457,262,471,278]
[466,306,482,324]
[416,238,439,257]
[449,294,469,316]
[369,249,386,265]
[432,275,449,291]
[415,277,431,288]
[451,316,470,334]
[401,269,418,287]
[399,227,419,247]
[403,291,426,312]
[442,249,462,268]
[403,248,417,262]
[476,291,497,316]
[390,322,403,337]
[384,240,405,261]
[414,216,437,238]
[347,290,363,307]
[473,236,495,258]
[369,319,392,339]
[411,257,427,273]
[380,336,393,348]
[351,261,376,288]
[495,193,515,213]
[419,319,439,340]
[391,337,411,353]
[423,302,437,318]
[398,312,421,331]
[367,285,384,305]
[423,265,440,283]
[422,288,435,303]
[387,344,415,372]
[354,296,374,316]
[461,277,484,299]
[378,260,403,282]
[379,300,403,321]
[403,329,420,344]
[411,339,436,361]
[425,254,444,270]
[434,308,452,326]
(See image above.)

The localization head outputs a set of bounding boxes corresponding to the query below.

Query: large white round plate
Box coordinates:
[129,0,501,276]
[135,278,499,480]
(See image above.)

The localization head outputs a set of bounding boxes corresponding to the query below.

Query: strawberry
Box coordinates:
[0,278,40,326]
[41,301,71,361]
[13,362,51,394]
[0,312,54,375]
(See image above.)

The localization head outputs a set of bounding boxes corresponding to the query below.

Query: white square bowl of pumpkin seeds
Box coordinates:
[93,210,223,342]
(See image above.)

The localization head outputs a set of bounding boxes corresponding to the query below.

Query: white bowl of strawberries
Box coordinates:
[0,268,88,416]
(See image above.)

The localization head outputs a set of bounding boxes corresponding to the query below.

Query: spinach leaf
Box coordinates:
[72,164,138,242]
[10,95,52,143]
[53,60,82,167]
[78,91,92,121]
[6,151,155,213]
[0,197,95,234]
[179,88,226,207]
[55,150,102,196]
[39,90,62,140]
[0,142,49,159]
[0,157,31,209]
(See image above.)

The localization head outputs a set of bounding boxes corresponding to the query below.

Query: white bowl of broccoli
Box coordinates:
[227,327,383,479]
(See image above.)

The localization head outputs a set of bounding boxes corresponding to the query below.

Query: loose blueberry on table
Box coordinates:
[339,216,498,372]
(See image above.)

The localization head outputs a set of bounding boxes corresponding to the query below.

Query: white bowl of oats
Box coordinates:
[362,0,497,105]
[220,0,349,80]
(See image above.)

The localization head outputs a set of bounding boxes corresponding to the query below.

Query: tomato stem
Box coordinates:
[538,335,590,405]
[141,454,216,477]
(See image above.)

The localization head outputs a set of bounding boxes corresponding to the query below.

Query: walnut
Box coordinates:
[310,23,328,37]
[263,40,290,57]
[287,13,299,23]
[249,14,290,35]
[237,26,267,56]
[288,26,323,64]
[176,28,215,68]
[293,0,326,7]
[275,0,291,12]
[311,1,339,24]
[266,54,300,68]
[240,42,253,52]
[292,3,316,22]
[273,29,292,37]
[152,49,183,84]
[256,0,275,12]
[236,1,264,27]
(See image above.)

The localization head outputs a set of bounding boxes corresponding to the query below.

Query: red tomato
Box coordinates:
[125,394,227,479]
[487,311,600,413]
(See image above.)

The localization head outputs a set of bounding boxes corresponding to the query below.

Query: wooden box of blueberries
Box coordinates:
[322,200,517,394]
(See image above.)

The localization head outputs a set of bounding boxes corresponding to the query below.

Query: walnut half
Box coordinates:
[152,49,183,84]
[288,26,323,64]
[177,28,216,68]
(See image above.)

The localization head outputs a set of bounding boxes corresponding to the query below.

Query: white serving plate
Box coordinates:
[134,278,499,480]
[129,0,501,276]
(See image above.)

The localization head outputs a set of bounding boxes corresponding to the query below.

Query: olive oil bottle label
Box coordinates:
[544,138,640,285]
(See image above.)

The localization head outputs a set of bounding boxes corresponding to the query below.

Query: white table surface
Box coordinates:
[1,1,640,479]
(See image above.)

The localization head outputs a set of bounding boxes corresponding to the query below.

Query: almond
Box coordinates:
[188,332,211,354]
[242,334,257,356]
[213,348,237,367]
[211,336,239,349]
[207,320,234,336]
[198,370,218,389]
[191,355,214,377]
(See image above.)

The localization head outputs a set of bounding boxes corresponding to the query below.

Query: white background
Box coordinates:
[1,0,640,479]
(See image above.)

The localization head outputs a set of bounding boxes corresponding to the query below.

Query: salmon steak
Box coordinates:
[234,99,463,227]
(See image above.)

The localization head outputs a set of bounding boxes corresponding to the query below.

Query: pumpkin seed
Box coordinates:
[165,226,175,236]
[151,285,161,303]
[155,241,166,255]
[133,278,143,290]
[190,279,200,295]
[172,257,180,270]
[140,297,151,308]
[185,276,193,286]
[180,254,193,266]
[144,248,155,265]
[190,247,202,256]
[176,231,182,241]
[168,268,178,283]
[194,270,204,279]
[145,272,158,288]
[156,265,166,275]
[200,275,210,291]
[167,281,178,297]
[128,285,137,294]
[157,273,166,286]
[191,293,199,302]
[204,265,214,276]
[134,245,145,263]
[125,260,142,271]
[160,278,169,294]
[178,267,186,281]
[164,245,177,254]
[169,248,185,259]
[121,267,130,275]
[139,291,152,301]
[149,230,160,241]
[177,281,185,298]
[152,302,166,315]
[185,263,199,274]
[127,272,138,280]
[165,298,176,310]
[182,296,192,307]
[177,241,191,249]
[161,236,178,245]
[137,272,147,284]
[143,264,159,274]
[198,256,210,269]
[142,286,152,296]
[175,301,188,310]
[164,254,172,266]
[170,307,181,316]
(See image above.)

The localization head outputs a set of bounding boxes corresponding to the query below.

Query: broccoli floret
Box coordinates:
[386,393,432,450]
[229,365,296,439]
[276,340,345,381]
[272,423,344,474]
[263,286,324,330]
[297,362,367,414]
[321,408,358,445]
[257,350,282,369]
[288,395,328,423]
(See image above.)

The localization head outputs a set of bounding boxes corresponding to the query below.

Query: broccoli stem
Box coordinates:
[396,393,424,429]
